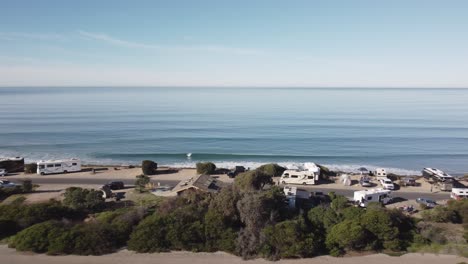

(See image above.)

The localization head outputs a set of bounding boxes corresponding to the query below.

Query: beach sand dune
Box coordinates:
[0,246,465,264]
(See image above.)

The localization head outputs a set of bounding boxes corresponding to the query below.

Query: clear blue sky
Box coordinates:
[1,0,467,87]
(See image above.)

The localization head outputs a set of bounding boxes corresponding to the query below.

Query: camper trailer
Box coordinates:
[353,188,392,207]
[280,170,318,185]
[451,188,468,200]
[37,159,81,175]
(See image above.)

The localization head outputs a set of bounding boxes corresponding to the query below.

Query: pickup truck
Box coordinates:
[379,178,395,190]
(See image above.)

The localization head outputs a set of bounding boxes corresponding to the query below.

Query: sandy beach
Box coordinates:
[0,245,465,264]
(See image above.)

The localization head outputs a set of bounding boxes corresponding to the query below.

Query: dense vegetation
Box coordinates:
[3,163,468,259]
[196,162,216,174]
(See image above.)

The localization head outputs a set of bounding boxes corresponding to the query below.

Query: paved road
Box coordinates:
[294,185,450,201]
[7,177,450,201]
[7,177,179,188]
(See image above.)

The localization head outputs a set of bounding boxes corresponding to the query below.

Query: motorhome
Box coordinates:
[451,188,468,200]
[37,159,81,175]
[280,170,318,185]
[353,188,392,207]
[283,186,311,208]
[422,168,454,182]
[373,168,387,178]
[303,162,321,175]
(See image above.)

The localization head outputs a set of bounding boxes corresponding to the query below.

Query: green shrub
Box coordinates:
[256,163,286,177]
[326,219,370,255]
[196,162,216,174]
[10,221,61,253]
[128,214,171,252]
[62,187,105,212]
[135,174,150,193]
[141,160,158,175]
[21,179,33,193]
[24,163,37,174]
[234,170,273,191]
[260,218,321,260]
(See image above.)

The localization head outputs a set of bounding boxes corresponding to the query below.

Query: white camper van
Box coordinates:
[353,188,392,207]
[280,170,318,185]
[37,159,81,175]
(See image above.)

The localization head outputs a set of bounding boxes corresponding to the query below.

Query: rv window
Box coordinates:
[307,176,314,179]
[291,175,299,178]
[39,165,45,169]
[47,164,54,168]
[283,173,289,177]
[367,197,372,200]
[55,164,61,167]
[72,163,77,166]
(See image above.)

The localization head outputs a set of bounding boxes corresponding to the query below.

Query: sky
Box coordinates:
[1,0,468,87]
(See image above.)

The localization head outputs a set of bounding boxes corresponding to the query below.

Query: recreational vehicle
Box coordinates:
[451,188,468,200]
[37,159,81,175]
[283,186,312,208]
[422,168,454,182]
[373,168,387,178]
[280,170,318,185]
[353,188,392,207]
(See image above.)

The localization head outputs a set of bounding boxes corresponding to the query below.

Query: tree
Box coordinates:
[234,170,273,191]
[256,163,286,177]
[360,208,401,250]
[135,174,150,193]
[21,179,33,193]
[196,162,216,174]
[63,187,105,212]
[260,217,321,260]
[326,219,370,256]
[24,163,37,174]
[128,214,171,252]
[141,160,158,175]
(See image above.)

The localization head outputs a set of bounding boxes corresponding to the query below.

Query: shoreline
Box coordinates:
[0,245,465,264]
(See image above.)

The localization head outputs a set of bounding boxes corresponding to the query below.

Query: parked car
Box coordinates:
[0,168,7,176]
[379,178,395,190]
[416,197,437,208]
[106,181,125,190]
[0,180,17,188]
[227,166,246,178]
[401,177,417,187]
[360,176,372,187]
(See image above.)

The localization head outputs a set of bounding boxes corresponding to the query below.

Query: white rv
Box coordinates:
[422,168,454,182]
[37,159,81,175]
[374,168,387,178]
[451,188,468,200]
[280,170,318,185]
[353,188,392,207]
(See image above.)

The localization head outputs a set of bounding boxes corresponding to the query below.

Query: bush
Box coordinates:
[24,163,37,174]
[256,164,286,177]
[260,218,321,260]
[21,179,33,193]
[128,214,171,252]
[10,221,61,253]
[63,187,105,212]
[234,170,273,191]
[326,219,370,255]
[196,162,216,174]
[141,160,158,175]
[135,174,150,193]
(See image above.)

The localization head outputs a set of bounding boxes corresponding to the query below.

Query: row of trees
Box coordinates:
[4,163,467,259]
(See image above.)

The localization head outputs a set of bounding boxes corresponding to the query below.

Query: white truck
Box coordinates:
[37,159,81,175]
[354,188,392,207]
[280,169,319,185]
[379,177,395,190]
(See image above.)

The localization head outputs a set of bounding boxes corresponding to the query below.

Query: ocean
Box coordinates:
[0,87,467,175]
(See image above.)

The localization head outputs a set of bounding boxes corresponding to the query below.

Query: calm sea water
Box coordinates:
[1,87,467,175]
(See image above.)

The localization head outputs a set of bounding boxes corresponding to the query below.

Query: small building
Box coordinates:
[0,157,25,173]
[152,174,222,197]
